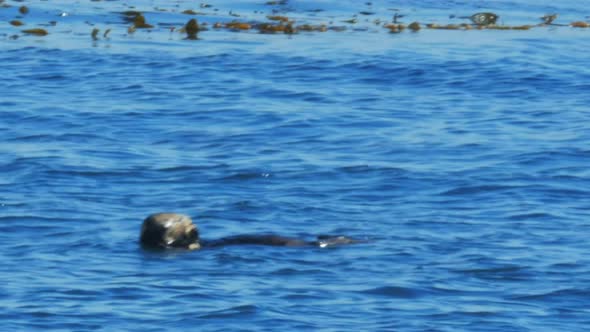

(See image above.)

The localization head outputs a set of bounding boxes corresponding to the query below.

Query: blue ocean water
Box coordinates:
[1,0,590,331]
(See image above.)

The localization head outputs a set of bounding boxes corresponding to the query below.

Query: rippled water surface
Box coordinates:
[2,0,590,331]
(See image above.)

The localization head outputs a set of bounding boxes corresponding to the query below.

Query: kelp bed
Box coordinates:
[1,0,589,41]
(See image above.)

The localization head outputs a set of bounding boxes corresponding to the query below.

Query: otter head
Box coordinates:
[140,213,200,250]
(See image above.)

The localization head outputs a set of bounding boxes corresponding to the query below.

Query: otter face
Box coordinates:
[140,213,200,250]
[471,12,498,26]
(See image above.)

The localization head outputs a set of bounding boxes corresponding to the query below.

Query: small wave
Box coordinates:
[281,293,323,300]
[45,169,130,177]
[197,304,258,319]
[105,286,148,300]
[507,212,556,221]
[28,311,58,318]
[60,288,104,297]
[358,286,422,299]
[511,288,590,301]
[271,267,331,276]
[155,165,212,172]
[454,265,533,281]
[36,74,68,81]
[106,84,144,92]
[0,215,65,224]
[337,165,408,176]
[440,185,516,196]
[217,172,271,181]
[172,291,217,302]
[5,134,55,142]
[543,187,589,197]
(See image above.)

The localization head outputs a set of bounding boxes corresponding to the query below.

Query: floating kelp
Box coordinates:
[225,21,252,30]
[392,13,404,24]
[3,4,590,44]
[267,15,290,22]
[540,14,557,25]
[485,25,510,30]
[255,22,296,34]
[134,14,153,29]
[571,21,590,28]
[427,24,462,30]
[185,18,199,39]
[296,24,327,32]
[91,28,99,40]
[408,22,421,31]
[265,0,288,5]
[426,23,531,31]
[120,10,142,23]
[510,25,532,30]
[329,26,347,32]
[257,23,287,33]
[22,28,47,36]
[486,25,532,30]
[385,24,405,33]
[182,9,201,15]
[284,23,295,34]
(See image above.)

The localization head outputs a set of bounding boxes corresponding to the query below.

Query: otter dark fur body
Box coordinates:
[140,213,357,250]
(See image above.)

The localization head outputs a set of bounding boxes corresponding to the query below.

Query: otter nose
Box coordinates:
[186,225,199,241]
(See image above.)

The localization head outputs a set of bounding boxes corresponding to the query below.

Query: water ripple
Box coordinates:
[1,1,589,331]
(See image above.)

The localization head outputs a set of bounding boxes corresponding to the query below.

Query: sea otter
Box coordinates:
[140,212,357,250]
[458,12,499,26]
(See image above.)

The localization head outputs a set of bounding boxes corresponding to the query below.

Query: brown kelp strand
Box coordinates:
[120,11,142,23]
[265,1,288,5]
[296,24,327,32]
[571,21,590,28]
[408,22,421,31]
[267,15,290,22]
[225,21,252,30]
[133,14,153,29]
[256,23,289,33]
[4,6,590,43]
[486,25,533,30]
[91,28,99,40]
[184,18,199,39]
[22,28,48,36]
[384,24,406,33]
[182,9,203,15]
[540,14,558,25]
